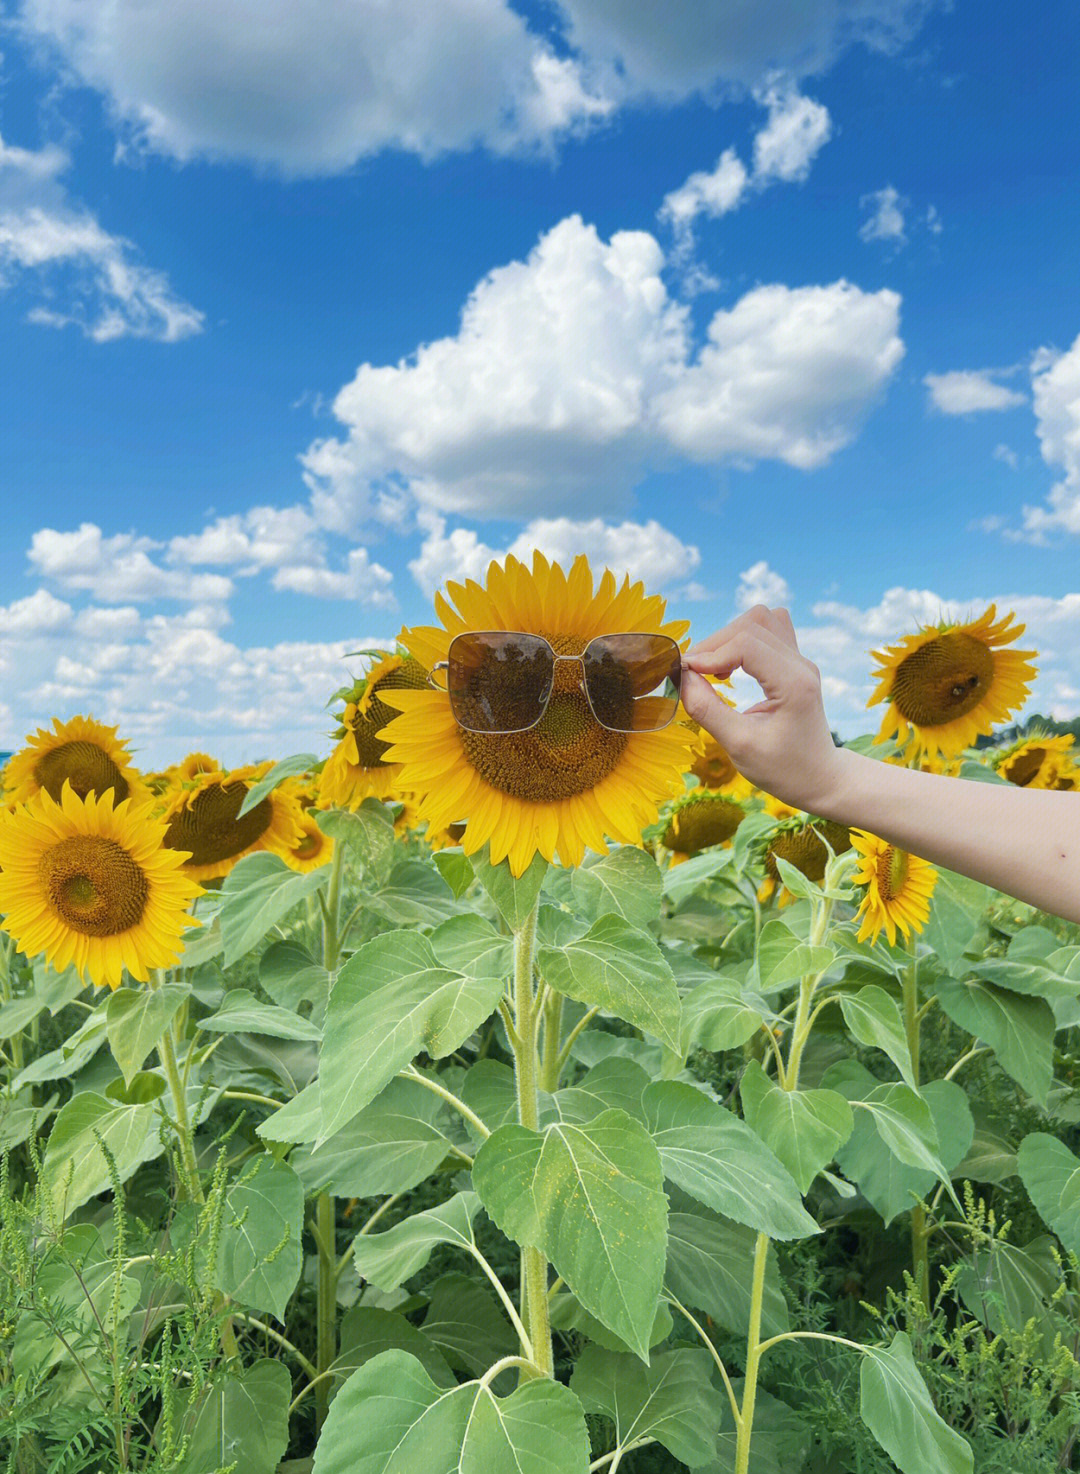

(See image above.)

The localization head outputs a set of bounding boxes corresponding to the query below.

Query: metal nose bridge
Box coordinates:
[548,652,586,687]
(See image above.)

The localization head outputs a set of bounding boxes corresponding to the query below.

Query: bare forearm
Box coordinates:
[815,748,1080,924]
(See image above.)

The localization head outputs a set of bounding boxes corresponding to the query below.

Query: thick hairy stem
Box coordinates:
[539,991,564,1093]
[780,897,834,1091]
[314,1192,337,1432]
[321,841,346,972]
[511,901,553,1378]
[734,1233,771,1474]
[158,1026,202,1205]
[902,945,930,1306]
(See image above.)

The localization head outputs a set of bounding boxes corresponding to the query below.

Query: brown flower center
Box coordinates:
[1001,746,1047,788]
[766,822,851,883]
[351,657,430,768]
[38,835,148,935]
[163,780,272,867]
[459,633,628,801]
[293,828,322,858]
[876,844,909,901]
[663,795,744,855]
[889,632,996,727]
[34,741,129,804]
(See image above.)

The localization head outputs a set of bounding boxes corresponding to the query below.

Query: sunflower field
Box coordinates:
[1,553,1079,1474]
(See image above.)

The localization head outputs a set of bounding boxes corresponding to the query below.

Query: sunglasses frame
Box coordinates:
[427,629,683,736]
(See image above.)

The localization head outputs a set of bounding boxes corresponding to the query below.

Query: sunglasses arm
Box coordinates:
[427,662,450,691]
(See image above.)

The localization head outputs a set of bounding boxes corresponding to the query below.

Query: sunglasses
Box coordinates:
[428,630,684,735]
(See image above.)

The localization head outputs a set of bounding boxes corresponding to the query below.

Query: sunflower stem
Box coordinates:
[903,938,931,1306]
[539,990,564,1093]
[321,840,346,972]
[733,1232,771,1474]
[782,895,834,1091]
[511,898,553,1379]
[158,1019,202,1205]
[314,1191,338,1432]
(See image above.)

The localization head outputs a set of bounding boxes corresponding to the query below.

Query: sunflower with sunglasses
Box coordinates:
[379,552,697,874]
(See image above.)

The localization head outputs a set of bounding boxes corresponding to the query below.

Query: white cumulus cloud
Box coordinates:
[736,561,791,610]
[859,185,906,245]
[0,129,203,342]
[658,81,830,266]
[16,0,939,173]
[28,523,232,603]
[1018,335,1080,540]
[554,0,939,100]
[303,216,904,530]
[924,370,1027,415]
[408,512,700,598]
[272,547,396,606]
[751,78,832,183]
[17,0,612,174]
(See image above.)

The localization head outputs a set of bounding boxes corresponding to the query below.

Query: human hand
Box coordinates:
[680,606,844,815]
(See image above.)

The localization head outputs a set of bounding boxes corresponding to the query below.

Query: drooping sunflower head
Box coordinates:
[0,784,204,989]
[991,731,1075,790]
[316,652,429,811]
[661,789,746,864]
[4,715,149,809]
[379,552,697,876]
[850,829,938,947]
[759,815,852,905]
[867,605,1037,762]
[281,811,335,872]
[160,762,305,881]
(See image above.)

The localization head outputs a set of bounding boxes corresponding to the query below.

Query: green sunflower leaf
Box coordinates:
[472,1109,668,1362]
[311,1350,590,1474]
[318,931,504,1141]
[642,1079,819,1240]
[537,914,682,1053]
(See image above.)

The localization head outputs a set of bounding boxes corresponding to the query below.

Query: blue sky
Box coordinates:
[2,0,1079,766]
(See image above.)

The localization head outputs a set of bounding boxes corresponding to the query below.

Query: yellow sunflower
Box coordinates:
[867,606,1037,762]
[850,829,938,946]
[281,811,335,872]
[316,653,429,810]
[661,789,746,865]
[178,751,221,782]
[992,732,1075,790]
[0,784,203,989]
[5,715,149,808]
[759,816,852,905]
[379,553,697,876]
[160,762,305,881]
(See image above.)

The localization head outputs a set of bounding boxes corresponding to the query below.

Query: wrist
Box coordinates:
[804,745,868,827]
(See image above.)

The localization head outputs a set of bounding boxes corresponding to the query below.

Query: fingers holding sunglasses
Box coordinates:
[680,618,842,813]
[685,605,797,660]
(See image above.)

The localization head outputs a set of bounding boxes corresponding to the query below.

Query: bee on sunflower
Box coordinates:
[379,552,697,875]
[0,784,203,989]
[850,830,938,946]
[867,605,1036,764]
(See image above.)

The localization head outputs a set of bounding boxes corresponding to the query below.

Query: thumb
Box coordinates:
[681,669,744,747]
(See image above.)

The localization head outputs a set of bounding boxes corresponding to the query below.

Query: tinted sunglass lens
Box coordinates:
[583,634,681,732]
[447,632,553,733]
